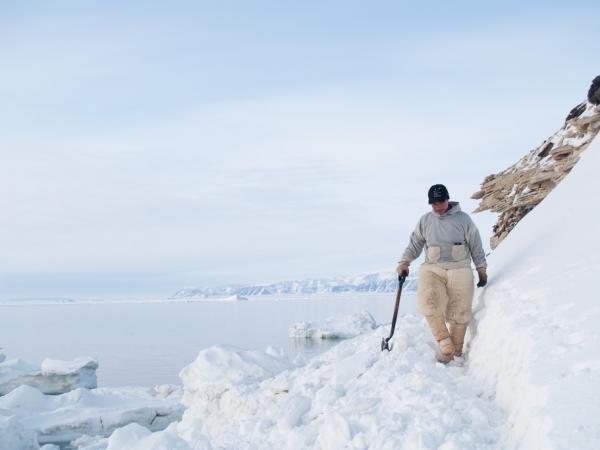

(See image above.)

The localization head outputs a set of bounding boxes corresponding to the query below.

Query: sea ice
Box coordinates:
[0,384,183,446]
[288,310,377,339]
[0,355,98,396]
[0,414,39,450]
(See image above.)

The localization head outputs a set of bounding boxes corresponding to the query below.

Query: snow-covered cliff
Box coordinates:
[473,76,600,248]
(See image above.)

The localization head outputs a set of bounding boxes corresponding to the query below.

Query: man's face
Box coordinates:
[431,199,449,214]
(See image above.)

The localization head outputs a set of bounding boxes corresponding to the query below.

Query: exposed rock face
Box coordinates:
[589,75,600,105]
[473,76,600,248]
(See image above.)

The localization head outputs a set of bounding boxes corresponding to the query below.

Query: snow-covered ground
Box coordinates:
[75,318,506,450]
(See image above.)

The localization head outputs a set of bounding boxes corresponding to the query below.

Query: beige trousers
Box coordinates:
[417,264,475,325]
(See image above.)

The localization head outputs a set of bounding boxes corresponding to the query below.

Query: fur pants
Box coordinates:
[417,264,475,325]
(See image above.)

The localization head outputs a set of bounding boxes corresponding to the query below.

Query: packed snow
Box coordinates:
[0,355,97,395]
[71,317,505,450]
[289,310,377,339]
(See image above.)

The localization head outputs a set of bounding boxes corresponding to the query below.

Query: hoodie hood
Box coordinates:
[435,201,461,217]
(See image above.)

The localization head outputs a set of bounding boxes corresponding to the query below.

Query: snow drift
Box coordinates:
[467,133,600,448]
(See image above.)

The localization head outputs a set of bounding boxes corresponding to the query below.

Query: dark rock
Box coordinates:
[537,141,553,158]
[566,102,587,121]
[588,75,600,105]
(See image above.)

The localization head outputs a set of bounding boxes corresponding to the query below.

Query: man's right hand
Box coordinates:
[396,261,409,277]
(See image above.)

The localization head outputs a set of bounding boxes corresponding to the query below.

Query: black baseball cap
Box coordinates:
[428,184,449,204]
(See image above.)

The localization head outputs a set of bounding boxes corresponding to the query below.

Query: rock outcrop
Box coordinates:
[472,76,600,248]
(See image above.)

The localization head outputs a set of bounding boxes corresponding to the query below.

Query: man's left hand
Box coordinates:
[476,267,487,287]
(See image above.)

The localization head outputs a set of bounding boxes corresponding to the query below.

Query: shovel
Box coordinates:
[381,274,407,352]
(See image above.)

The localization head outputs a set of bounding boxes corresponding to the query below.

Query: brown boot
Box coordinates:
[450,323,468,357]
[425,315,455,363]
[437,337,455,363]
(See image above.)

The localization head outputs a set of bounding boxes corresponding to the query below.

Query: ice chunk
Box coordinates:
[0,355,98,395]
[0,384,183,446]
[0,414,39,450]
[288,310,377,339]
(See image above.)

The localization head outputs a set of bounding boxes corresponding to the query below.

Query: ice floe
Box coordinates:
[0,355,97,396]
[288,310,377,339]
[0,384,183,446]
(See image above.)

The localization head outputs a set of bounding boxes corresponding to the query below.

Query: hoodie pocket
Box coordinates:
[426,246,441,263]
[452,244,467,261]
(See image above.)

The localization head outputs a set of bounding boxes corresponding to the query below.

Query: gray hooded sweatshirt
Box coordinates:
[400,201,487,269]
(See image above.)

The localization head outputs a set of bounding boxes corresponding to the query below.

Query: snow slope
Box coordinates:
[467,134,600,448]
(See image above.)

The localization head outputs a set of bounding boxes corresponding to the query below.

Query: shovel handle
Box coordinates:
[381,274,406,351]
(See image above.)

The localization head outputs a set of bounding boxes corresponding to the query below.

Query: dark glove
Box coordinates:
[396,261,409,277]
[476,268,487,287]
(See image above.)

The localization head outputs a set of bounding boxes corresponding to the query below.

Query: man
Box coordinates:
[397,184,487,363]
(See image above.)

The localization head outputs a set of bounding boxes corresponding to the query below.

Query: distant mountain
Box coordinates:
[171,271,418,299]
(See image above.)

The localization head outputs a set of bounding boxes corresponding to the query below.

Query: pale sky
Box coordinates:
[1,1,599,298]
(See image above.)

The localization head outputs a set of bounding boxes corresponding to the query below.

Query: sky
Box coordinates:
[1,1,599,298]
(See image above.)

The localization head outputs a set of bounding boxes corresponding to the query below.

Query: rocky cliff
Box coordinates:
[472,76,600,248]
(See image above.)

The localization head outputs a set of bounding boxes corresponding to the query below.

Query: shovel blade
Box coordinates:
[381,337,392,352]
